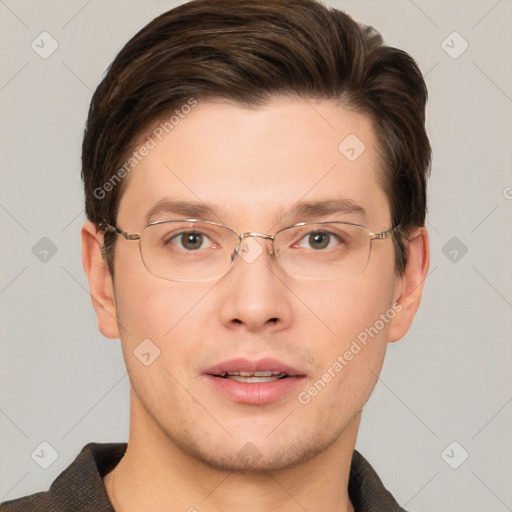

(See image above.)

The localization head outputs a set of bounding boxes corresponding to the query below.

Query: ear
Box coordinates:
[81,221,120,339]
[388,227,430,343]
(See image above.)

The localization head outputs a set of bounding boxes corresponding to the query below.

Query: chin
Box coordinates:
[167,423,343,474]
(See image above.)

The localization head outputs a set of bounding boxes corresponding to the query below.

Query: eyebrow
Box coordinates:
[145,198,367,225]
[287,198,367,222]
[145,199,227,224]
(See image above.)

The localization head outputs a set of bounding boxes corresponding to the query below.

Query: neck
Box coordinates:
[104,389,358,512]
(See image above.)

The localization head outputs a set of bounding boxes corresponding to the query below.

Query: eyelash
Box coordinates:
[167,229,344,251]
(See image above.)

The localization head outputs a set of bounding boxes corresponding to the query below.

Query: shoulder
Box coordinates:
[349,450,410,512]
[0,491,52,512]
[0,443,126,512]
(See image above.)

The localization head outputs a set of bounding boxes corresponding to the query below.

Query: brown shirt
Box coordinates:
[0,443,408,511]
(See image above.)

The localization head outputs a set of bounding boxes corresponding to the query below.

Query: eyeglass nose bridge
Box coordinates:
[231,231,276,262]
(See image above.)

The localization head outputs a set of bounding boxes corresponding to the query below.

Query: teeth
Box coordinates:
[217,371,288,382]
[225,375,286,383]
[225,371,283,377]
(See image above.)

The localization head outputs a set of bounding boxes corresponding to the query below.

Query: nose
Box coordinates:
[218,235,293,333]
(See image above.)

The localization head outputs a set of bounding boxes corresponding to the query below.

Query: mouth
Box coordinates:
[204,358,305,405]
[216,371,289,383]
[205,357,303,380]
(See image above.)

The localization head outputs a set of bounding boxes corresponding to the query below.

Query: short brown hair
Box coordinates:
[82,0,431,275]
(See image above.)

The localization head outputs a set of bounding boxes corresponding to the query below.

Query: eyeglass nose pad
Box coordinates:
[230,246,240,263]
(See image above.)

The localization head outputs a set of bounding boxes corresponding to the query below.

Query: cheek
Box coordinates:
[112,277,204,411]
[301,270,396,341]
[113,241,204,338]
[295,272,397,405]
[112,255,216,384]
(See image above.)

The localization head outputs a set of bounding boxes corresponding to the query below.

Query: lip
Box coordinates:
[204,358,306,405]
[205,357,303,377]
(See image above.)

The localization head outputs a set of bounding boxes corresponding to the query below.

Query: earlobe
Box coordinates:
[388,227,430,343]
[81,221,120,339]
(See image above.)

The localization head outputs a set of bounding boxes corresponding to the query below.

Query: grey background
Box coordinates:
[1,0,511,510]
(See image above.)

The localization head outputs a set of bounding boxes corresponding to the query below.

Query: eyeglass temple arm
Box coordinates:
[100,222,141,241]
[369,225,401,240]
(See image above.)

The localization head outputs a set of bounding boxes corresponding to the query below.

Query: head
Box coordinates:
[82,0,430,472]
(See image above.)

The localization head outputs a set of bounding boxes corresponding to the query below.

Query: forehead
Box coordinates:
[117,97,390,230]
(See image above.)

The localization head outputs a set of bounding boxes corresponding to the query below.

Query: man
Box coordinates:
[1,0,430,510]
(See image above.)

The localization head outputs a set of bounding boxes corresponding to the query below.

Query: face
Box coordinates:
[98,97,409,472]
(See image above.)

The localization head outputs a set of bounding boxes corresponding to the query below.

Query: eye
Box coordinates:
[297,231,341,250]
[168,231,213,251]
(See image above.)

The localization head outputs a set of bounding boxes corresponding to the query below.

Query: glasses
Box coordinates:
[102,219,400,282]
